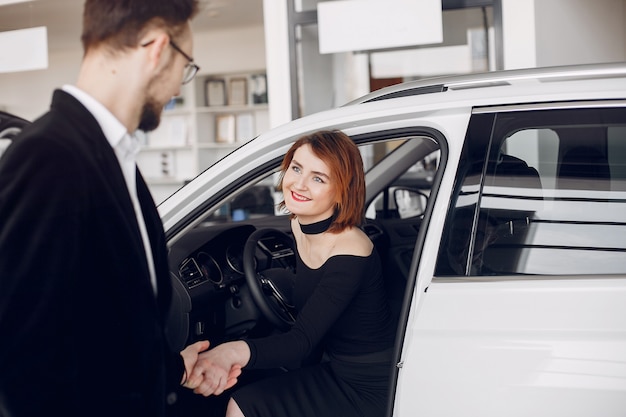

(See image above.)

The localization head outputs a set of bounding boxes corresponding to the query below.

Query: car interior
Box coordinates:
[164,134,441,415]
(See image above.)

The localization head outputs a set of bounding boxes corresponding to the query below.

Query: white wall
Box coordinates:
[0,48,81,121]
[501,0,626,70]
[535,0,625,67]
[192,24,266,74]
[0,25,267,121]
[501,0,537,69]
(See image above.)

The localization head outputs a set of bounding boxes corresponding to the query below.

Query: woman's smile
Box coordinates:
[290,190,311,202]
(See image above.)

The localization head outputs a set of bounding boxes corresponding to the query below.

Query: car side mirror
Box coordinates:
[394,188,428,219]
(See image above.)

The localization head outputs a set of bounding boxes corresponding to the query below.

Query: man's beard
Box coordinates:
[138,99,162,132]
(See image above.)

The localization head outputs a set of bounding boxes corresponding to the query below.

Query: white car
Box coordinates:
[160,63,626,416]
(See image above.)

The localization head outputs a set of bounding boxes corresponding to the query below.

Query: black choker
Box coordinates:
[299,215,334,235]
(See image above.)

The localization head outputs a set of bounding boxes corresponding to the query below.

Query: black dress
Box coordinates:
[231,247,395,417]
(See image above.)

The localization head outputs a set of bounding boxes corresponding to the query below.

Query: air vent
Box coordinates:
[178,257,207,289]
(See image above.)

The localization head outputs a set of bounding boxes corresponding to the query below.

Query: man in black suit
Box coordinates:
[0,1,233,416]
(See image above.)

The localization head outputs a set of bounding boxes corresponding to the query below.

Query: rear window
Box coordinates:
[436,106,626,276]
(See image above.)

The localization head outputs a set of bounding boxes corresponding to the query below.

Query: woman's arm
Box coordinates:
[245,253,370,368]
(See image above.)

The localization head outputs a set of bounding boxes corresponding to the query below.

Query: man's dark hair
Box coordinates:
[81,0,199,52]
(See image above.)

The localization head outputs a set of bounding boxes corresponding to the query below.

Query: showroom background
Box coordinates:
[0,0,624,201]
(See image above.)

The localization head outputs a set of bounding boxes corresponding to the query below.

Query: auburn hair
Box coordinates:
[277,130,365,233]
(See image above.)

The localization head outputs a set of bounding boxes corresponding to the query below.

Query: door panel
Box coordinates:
[395,277,626,416]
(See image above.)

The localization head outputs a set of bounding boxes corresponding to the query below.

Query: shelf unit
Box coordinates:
[137,71,269,202]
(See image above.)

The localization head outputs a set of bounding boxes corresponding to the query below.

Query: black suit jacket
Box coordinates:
[0,90,184,417]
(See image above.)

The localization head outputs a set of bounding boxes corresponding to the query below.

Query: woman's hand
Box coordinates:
[185,341,250,396]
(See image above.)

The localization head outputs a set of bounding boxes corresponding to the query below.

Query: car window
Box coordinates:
[436,106,626,276]
[366,148,439,220]
[203,139,413,224]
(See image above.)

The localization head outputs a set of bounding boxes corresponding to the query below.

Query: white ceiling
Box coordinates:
[0,0,265,51]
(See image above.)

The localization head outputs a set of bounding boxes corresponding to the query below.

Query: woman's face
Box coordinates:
[282,144,337,222]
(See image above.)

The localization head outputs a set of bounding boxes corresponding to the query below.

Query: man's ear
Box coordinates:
[141,31,170,71]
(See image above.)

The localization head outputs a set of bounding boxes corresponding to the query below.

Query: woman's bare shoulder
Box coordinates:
[333,227,373,257]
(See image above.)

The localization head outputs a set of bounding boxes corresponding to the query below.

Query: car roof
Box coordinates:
[346,62,626,106]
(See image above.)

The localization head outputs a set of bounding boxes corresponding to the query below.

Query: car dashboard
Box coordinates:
[166,221,293,351]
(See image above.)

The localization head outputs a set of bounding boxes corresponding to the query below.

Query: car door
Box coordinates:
[393,102,626,416]
[361,134,443,323]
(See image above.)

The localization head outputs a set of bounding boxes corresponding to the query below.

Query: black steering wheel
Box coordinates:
[243,228,297,331]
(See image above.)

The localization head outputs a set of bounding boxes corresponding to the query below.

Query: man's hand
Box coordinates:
[180,340,210,385]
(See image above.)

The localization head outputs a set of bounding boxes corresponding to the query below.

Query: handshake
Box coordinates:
[179,340,249,396]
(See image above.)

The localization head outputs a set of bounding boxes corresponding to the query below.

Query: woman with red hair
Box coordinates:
[188,130,395,417]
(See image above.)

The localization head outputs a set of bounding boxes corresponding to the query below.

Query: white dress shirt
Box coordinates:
[63,85,158,294]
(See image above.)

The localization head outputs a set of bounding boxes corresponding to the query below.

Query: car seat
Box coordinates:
[558,146,611,190]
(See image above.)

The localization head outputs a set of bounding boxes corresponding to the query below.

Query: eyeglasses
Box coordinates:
[169,40,200,85]
[141,39,200,85]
